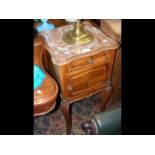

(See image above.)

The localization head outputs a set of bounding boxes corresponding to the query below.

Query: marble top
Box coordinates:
[40,21,119,65]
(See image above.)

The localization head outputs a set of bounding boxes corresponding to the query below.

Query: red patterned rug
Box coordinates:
[34,93,121,135]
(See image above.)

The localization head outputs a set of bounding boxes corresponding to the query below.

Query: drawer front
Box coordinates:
[66,51,111,73]
[66,65,109,96]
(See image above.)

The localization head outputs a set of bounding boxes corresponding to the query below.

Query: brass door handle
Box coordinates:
[88,58,93,64]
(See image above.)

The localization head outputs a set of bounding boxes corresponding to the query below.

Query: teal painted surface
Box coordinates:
[34,65,46,90]
[37,19,55,32]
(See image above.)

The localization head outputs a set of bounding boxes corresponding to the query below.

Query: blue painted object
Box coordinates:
[34,65,46,90]
[37,19,55,32]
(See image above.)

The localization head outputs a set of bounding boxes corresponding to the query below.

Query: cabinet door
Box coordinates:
[66,65,109,96]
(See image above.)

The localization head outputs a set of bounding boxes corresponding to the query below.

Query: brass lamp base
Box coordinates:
[63,20,94,45]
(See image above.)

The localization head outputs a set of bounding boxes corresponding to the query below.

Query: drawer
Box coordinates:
[66,51,110,72]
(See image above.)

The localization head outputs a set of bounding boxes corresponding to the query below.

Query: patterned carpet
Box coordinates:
[34,94,121,135]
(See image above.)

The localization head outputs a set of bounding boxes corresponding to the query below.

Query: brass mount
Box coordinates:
[62,20,94,45]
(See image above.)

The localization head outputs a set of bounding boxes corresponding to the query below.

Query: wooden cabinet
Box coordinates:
[41,21,119,134]
[54,50,115,100]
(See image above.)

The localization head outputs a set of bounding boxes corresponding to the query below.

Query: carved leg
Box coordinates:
[100,81,112,112]
[61,99,72,135]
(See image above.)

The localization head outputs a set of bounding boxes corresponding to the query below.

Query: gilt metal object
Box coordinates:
[62,20,94,45]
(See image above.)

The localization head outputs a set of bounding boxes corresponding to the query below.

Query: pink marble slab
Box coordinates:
[40,21,119,65]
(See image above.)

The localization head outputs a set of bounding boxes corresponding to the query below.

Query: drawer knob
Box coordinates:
[67,85,73,92]
[88,58,93,64]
